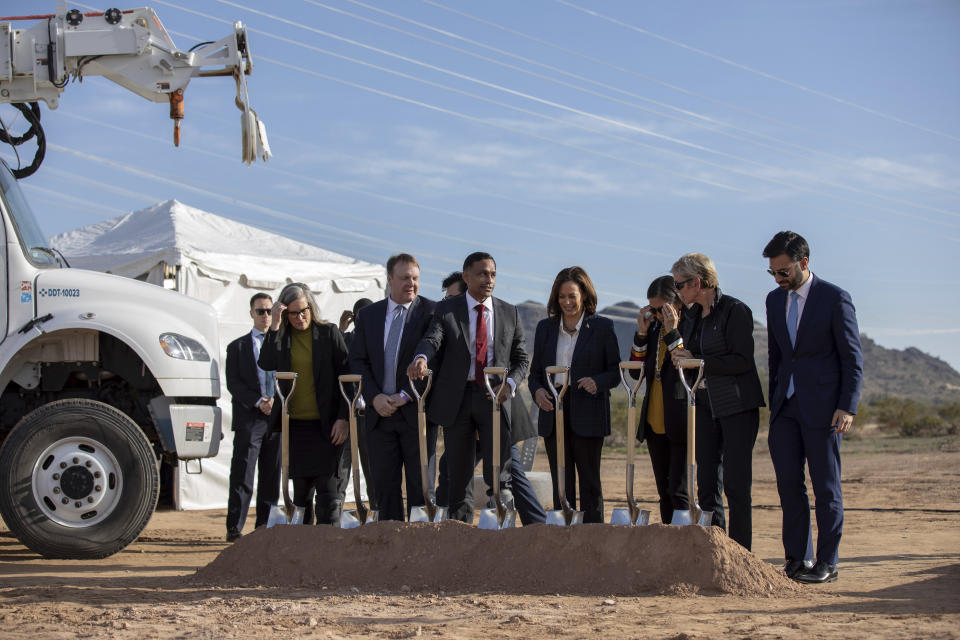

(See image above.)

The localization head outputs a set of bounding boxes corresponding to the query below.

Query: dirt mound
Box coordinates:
[194,521,798,596]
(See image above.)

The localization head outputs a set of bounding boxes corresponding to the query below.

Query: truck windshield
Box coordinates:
[0,160,59,268]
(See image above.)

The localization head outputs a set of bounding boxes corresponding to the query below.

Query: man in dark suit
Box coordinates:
[224,292,281,541]
[408,252,530,523]
[433,272,546,525]
[764,231,863,584]
[349,254,437,521]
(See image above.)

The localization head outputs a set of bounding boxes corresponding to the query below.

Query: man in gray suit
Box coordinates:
[408,252,530,523]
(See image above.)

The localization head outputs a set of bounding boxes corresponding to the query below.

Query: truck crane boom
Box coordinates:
[0,2,269,176]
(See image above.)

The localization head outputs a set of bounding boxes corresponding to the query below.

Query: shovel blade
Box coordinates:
[669,508,713,527]
[478,507,517,530]
[340,509,379,529]
[266,504,305,528]
[610,507,650,526]
[409,505,449,523]
[546,509,584,526]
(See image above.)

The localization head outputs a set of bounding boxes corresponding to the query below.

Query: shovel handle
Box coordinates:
[272,371,298,518]
[408,369,433,408]
[545,365,573,514]
[676,358,705,407]
[618,361,645,408]
[483,367,509,526]
[483,366,509,408]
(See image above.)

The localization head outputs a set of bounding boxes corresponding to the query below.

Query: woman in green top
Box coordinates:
[259,282,350,524]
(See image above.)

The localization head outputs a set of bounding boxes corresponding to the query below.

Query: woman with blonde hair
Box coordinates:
[670,253,765,550]
[258,282,350,525]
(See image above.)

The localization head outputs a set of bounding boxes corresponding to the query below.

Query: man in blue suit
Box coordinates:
[763,231,863,584]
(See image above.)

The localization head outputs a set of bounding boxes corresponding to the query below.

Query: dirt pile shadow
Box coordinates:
[193,521,798,597]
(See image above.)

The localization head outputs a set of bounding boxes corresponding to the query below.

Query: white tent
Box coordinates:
[50,199,385,509]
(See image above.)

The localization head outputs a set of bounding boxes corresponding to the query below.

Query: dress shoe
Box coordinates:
[225,529,242,542]
[795,561,838,584]
[783,559,814,580]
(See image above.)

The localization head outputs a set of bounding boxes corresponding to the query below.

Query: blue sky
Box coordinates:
[3,0,959,373]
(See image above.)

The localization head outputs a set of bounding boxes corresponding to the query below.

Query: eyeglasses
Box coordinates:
[767,266,795,278]
[648,306,662,315]
[674,278,695,291]
[253,308,271,316]
[285,308,310,319]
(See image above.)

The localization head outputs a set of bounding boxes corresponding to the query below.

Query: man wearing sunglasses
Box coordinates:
[763,231,863,584]
[224,292,282,542]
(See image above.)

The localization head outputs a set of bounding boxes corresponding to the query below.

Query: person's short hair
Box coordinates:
[353,298,373,315]
[647,275,681,305]
[671,253,720,289]
[546,266,598,317]
[442,271,465,291]
[386,253,419,276]
[249,292,272,308]
[463,251,495,272]
[276,282,325,335]
[763,231,810,262]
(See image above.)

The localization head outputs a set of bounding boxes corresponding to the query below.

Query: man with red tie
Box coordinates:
[408,252,530,523]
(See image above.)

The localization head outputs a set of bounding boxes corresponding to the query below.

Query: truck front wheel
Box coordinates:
[0,399,159,559]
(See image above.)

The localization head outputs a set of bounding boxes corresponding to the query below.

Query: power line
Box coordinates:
[208,0,960,224]
[337,0,960,201]
[420,0,960,187]
[553,0,960,143]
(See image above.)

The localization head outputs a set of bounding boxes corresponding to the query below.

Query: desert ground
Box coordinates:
[1,431,958,639]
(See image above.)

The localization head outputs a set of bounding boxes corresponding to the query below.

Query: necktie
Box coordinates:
[262,370,275,399]
[252,331,274,398]
[382,305,406,395]
[475,303,488,385]
[786,291,799,398]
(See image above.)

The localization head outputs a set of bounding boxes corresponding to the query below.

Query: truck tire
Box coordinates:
[0,398,159,559]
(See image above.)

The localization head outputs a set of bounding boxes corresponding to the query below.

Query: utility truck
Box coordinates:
[0,3,268,558]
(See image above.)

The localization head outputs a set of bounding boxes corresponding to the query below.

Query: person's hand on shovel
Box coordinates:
[407,356,428,380]
[486,383,509,403]
[330,419,348,446]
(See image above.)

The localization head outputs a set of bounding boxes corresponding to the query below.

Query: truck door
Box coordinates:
[0,211,7,343]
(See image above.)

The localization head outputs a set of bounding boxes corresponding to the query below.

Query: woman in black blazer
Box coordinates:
[628,275,689,524]
[670,253,765,550]
[258,282,350,525]
[528,267,620,523]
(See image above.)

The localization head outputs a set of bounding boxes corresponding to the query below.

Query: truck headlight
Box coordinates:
[159,333,210,361]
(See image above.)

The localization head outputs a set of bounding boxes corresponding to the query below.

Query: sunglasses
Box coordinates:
[648,306,662,315]
[767,266,795,278]
[253,308,271,316]
[674,278,695,291]
[285,308,310,319]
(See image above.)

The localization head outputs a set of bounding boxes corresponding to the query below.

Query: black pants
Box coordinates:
[365,412,437,521]
[696,405,759,550]
[226,414,281,534]
[436,438,546,525]
[445,384,513,523]
[543,394,604,523]
[293,475,340,525]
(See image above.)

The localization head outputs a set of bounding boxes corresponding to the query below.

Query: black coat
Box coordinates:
[527,314,620,438]
[681,289,765,419]
[631,323,686,442]
[414,293,530,430]
[258,321,350,430]
[348,295,436,432]
[225,331,269,431]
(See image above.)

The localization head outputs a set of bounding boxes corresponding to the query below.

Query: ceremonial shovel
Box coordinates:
[408,369,448,523]
[266,372,305,527]
[670,359,713,527]
[610,361,651,526]
[338,374,379,528]
[478,367,517,530]
[544,365,584,526]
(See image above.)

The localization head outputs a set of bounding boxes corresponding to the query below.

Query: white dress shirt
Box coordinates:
[554,313,584,386]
